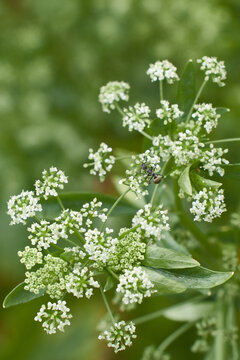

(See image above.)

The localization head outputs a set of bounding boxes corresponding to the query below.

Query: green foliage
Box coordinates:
[3,282,45,308]
[143,244,199,269]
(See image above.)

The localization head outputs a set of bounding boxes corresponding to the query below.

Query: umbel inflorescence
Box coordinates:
[6,57,232,354]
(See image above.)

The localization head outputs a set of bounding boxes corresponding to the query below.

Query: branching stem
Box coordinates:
[100,286,116,326]
[186,79,207,123]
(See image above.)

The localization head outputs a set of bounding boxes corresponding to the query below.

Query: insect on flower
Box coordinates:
[140,162,164,184]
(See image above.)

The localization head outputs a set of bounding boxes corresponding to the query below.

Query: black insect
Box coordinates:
[140,162,164,184]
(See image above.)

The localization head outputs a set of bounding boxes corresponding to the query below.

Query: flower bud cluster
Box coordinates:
[25,254,69,298]
[107,229,146,272]
[18,246,43,269]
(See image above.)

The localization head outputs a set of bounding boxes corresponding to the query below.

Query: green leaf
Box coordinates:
[154,266,233,289]
[143,244,199,269]
[3,282,45,308]
[216,107,230,115]
[158,232,190,256]
[143,267,186,294]
[190,172,222,191]
[40,192,138,220]
[178,165,193,196]
[176,60,196,119]
[104,276,114,292]
[163,301,214,322]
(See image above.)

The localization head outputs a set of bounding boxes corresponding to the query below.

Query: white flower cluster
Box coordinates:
[153,131,204,172]
[65,265,100,299]
[56,198,108,232]
[156,100,183,125]
[34,300,72,334]
[55,209,84,234]
[146,60,179,83]
[200,145,229,176]
[35,167,68,200]
[116,267,156,305]
[18,246,43,269]
[122,102,151,132]
[62,247,86,265]
[84,142,115,182]
[98,320,137,353]
[107,229,146,272]
[7,167,68,226]
[28,220,67,250]
[84,228,118,269]
[190,187,226,222]
[99,81,130,113]
[197,56,226,87]
[119,149,161,198]
[7,190,42,225]
[80,197,108,225]
[192,103,221,134]
[153,130,228,178]
[132,204,170,240]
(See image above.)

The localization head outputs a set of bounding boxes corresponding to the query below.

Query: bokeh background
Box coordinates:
[1,0,240,359]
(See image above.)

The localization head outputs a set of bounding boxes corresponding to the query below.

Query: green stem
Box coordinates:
[226,293,238,360]
[63,237,80,247]
[186,80,207,123]
[57,195,65,211]
[115,103,125,117]
[100,188,131,231]
[100,286,115,326]
[73,229,85,247]
[214,291,225,360]
[157,322,194,356]
[106,267,119,281]
[150,161,168,205]
[138,130,153,140]
[51,243,64,251]
[150,183,160,205]
[159,80,163,102]
[205,137,240,144]
[115,155,133,161]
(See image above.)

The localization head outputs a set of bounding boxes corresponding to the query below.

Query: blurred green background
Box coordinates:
[1,0,240,359]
